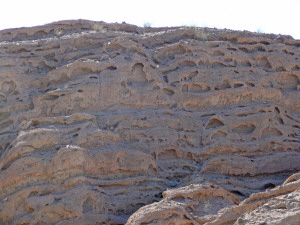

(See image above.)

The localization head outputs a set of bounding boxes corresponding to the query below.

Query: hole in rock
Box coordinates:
[292,65,300,71]
[152,85,160,90]
[206,118,224,129]
[245,82,255,87]
[211,130,227,139]
[216,79,231,90]
[228,47,237,51]
[154,192,163,199]
[233,83,244,88]
[263,183,276,189]
[261,128,282,138]
[213,50,225,56]
[163,88,175,96]
[230,190,245,197]
[163,76,169,83]
[232,124,255,134]
[225,58,233,63]
[256,56,272,70]
[241,61,252,67]
[274,107,280,113]
[182,84,188,92]
[257,47,266,52]
[43,94,59,101]
[278,118,284,124]
[237,113,247,117]
[82,196,94,213]
[188,71,198,80]
[276,73,299,90]
[28,191,38,197]
[160,44,186,61]
[107,66,117,70]
[239,47,248,53]
[212,62,227,67]
[190,84,210,92]
[158,149,177,159]
[179,60,197,68]
[54,197,62,202]
[1,81,16,93]
[128,63,147,84]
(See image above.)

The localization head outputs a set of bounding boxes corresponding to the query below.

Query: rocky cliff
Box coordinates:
[0,20,299,225]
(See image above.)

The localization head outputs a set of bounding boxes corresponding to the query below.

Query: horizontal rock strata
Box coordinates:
[0,20,299,224]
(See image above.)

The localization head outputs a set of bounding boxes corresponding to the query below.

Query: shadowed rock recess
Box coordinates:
[0,20,300,225]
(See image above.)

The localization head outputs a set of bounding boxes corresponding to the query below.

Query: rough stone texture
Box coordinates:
[0,20,299,225]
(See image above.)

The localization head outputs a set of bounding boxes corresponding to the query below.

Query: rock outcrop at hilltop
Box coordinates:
[0,20,299,225]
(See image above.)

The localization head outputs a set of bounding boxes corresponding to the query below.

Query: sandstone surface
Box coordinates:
[0,20,299,225]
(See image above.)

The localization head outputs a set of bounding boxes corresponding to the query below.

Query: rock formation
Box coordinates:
[0,20,299,225]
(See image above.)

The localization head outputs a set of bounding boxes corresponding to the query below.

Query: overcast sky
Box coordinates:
[1,0,299,39]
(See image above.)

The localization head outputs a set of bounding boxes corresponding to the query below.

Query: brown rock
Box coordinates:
[0,20,299,224]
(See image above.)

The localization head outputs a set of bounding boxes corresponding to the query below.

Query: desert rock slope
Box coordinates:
[0,20,299,225]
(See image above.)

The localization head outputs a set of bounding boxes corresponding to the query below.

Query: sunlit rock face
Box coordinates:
[0,20,299,225]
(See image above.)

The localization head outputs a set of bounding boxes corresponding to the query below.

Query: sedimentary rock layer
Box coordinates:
[0,20,299,224]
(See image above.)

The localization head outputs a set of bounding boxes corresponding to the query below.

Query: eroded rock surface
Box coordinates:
[0,20,299,225]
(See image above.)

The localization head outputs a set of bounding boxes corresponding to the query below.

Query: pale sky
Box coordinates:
[1,0,300,39]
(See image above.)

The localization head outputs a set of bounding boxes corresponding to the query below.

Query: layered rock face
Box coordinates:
[0,20,299,225]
